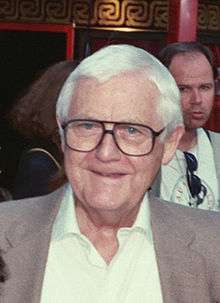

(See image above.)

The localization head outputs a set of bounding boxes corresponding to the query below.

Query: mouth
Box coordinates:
[91,170,127,179]
[191,111,205,120]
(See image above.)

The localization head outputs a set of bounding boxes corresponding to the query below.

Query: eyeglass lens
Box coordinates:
[64,119,162,156]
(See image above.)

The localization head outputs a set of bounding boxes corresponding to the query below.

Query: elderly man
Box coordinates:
[157,42,220,210]
[1,44,220,303]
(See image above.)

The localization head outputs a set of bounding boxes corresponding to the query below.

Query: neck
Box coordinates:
[178,128,198,151]
[75,201,140,263]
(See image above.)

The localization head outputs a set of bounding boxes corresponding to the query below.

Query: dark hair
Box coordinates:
[158,41,218,79]
[7,60,78,148]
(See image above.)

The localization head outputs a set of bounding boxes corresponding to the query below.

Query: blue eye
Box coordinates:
[127,126,138,134]
[82,122,94,129]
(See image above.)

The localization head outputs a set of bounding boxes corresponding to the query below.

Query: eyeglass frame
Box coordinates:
[61,119,165,157]
[184,151,207,206]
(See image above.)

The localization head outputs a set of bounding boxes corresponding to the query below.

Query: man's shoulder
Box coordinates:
[0,186,65,232]
[206,129,220,142]
[206,130,220,177]
[150,195,220,235]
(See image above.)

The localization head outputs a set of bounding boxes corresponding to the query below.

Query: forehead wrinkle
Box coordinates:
[69,71,162,127]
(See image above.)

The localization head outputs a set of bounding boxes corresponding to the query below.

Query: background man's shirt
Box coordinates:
[161,128,219,210]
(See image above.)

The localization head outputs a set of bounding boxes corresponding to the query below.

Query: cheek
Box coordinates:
[204,92,214,108]
[64,149,85,189]
[181,95,190,110]
[131,153,162,188]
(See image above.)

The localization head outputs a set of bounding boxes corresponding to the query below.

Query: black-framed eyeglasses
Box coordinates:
[62,119,165,157]
[184,152,207,206]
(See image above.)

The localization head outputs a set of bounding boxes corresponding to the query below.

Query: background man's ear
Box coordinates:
[162,126,185,165]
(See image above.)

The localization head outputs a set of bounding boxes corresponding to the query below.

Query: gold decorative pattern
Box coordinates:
[198,2,220,32]
[0,0,168,31]
[0,0,220,33]
[73,1,90,26]
[90,0,167,30]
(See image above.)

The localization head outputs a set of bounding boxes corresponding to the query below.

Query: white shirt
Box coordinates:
[40,185,163,303]
[161,128,219,211]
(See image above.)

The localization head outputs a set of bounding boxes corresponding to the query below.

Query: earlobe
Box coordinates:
[162,126,185,165]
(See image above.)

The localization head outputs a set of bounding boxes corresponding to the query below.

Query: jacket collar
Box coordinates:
[4,186,66,251]
[2,186,66,303]
[2,189,211,303]
[149,194,211,302]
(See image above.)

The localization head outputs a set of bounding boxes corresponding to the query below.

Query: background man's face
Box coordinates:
[169,52,214,130]
[63,71,168,214]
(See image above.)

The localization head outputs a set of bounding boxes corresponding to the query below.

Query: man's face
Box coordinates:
[169,52,215,130]
[62,71,179,214]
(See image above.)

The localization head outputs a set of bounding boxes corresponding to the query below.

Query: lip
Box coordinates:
[90,170,128,179]
[191,111,204,119]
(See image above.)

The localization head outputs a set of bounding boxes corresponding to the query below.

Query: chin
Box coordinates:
[185,121,206,130]
[86,192,127,211]
[194,122,207,129]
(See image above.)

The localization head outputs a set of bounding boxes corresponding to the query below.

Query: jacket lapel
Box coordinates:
[1,188,212,302]
[1,186,66,303]
[149,195,211,303]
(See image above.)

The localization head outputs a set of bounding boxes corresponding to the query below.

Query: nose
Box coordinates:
[191,88,202,104]
[95,133,121,162]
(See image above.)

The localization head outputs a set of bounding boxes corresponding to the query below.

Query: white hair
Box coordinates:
[56,44,183,138]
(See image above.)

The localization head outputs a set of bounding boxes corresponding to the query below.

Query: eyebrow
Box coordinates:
[68,115,149,125]
[178,82,214,87]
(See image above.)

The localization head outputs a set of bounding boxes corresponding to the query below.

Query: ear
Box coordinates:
[56,115,65,153]
[162,126,185,165]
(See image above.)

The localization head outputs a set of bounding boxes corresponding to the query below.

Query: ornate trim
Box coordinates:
[198,2,220,32]
[0,0,168,31]
[0,0,220,33]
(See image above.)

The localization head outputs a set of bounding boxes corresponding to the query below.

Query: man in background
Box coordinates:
[157,42,220,210]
